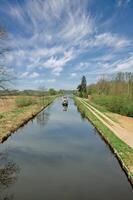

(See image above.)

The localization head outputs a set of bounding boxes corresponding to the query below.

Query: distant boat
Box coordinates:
[62,96,68,106]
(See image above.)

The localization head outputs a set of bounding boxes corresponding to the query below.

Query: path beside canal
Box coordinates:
[79,97,133,148]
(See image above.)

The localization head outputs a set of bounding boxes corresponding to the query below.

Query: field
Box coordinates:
[0,96,16,112]
[0,95,55,141]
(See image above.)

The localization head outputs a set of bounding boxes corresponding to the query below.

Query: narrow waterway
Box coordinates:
[0,97,132,200]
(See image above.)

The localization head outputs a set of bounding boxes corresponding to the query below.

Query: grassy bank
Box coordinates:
[74,96,133,185]
[0,95,56,142]
[90,94,133,117]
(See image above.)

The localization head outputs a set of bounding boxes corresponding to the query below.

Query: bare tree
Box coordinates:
[38,85,47,106]
[0,27,7,55]
[0,26,13,91]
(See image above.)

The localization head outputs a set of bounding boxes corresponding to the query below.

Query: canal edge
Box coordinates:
[73,96,133,188]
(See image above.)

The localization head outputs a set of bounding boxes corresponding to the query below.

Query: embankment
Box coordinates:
[74,96,133,186]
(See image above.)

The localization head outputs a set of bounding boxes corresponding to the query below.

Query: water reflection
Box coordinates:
[36,110,50,127]
[76,105,86,121]
[0,151,20,200]
[0,98,132,199]
[62,105,68,111]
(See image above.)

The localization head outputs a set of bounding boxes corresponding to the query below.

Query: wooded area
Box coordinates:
[76,73,133,117]
[87,72,133,117]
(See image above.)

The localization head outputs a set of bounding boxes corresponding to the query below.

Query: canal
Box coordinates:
[0,97,132,200]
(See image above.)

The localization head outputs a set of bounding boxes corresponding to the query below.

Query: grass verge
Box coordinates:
[74,96,133,186]
[0,96,56,142]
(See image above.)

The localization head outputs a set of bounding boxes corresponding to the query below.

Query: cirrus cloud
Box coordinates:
[0,0,133,89]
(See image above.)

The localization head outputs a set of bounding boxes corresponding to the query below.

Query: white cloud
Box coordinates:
[46,79,56,83]
[60,11,94,44]
[76,32,130,54]
[75,62,90,71]
[93,54,133,73]
[34,79,45,84]
[93,54,114,62]
[40,48,76,75]
[92,33,129,49]
[113,55,133,72]
[1,0,133,89]
[117,0,130,7]
[70,73,77,77]
[34,78,56,84]
[1,0,94,76]
[30,72,39,78]
[20,72,29,78]
[20,71,39,78]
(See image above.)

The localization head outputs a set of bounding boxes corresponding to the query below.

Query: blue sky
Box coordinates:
[0,0,133,90]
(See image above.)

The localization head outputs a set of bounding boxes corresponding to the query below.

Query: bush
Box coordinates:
[92,95,133,117]
[48,88,57,95]
[16,97,35,107]
[0,113,4,119]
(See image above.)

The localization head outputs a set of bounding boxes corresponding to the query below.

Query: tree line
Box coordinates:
[87,72,133,99]
[75,73,133,116]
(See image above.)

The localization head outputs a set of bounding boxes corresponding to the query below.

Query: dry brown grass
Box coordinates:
[0,96,16,112]
[0,95,55,142]
[0,96,39,112]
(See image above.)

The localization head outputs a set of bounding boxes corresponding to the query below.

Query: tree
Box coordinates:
[38,85,47,106]
[58,89,64,95]
[48,88,57,95]
[77,75,87,97]
[97,75,110,95]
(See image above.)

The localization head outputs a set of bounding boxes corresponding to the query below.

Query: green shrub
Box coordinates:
[16,97,35,107]
[0,113,4,119]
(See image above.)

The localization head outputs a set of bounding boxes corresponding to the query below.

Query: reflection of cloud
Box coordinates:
[9,147,82,167]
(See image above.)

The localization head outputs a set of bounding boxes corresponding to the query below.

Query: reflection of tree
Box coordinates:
[0,152,20,200]
[36,111,50,127]
[76,106,86,121]
[0,194,14,200]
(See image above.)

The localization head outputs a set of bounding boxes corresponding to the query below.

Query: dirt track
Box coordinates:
[107,112,133,133]
[79,98,133,149]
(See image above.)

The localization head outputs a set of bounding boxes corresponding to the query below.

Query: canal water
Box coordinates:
[0,97,132,200]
